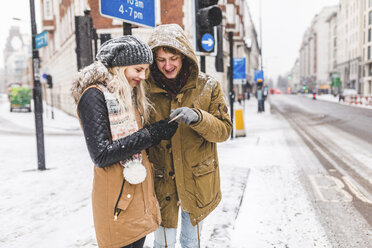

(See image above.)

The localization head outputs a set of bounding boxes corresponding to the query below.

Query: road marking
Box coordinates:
[309,174,353,202]
[342,176,372,204]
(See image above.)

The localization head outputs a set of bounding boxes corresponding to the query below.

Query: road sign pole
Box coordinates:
[123,22,132,35]
[29,0,46,170]
[228,31,234,139]
[200,55,205,73]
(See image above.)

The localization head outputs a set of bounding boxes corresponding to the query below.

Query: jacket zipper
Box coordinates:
[114,178,126,221]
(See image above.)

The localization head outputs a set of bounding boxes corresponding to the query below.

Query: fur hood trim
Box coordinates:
[71,61,110,104]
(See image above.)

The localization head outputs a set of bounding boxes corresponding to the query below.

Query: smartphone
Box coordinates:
[168,114,183,123]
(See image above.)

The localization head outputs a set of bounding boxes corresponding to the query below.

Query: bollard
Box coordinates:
[234,103,246,137]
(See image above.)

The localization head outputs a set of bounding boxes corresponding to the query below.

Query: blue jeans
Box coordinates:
[153,211,203,248]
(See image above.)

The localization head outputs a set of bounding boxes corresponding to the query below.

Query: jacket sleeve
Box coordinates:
[77,87,153,168]
[189,80,233,143]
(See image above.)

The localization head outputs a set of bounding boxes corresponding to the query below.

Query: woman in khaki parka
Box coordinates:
[146,24,233,248]
[71,36,178,248]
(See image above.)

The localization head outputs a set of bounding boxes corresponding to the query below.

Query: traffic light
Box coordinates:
[194,0,222,54]
[75,15,94,70]
[46,74,53,88]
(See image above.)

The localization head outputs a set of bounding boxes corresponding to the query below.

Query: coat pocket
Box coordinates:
[192,156,218,208]
[116,184,135,214]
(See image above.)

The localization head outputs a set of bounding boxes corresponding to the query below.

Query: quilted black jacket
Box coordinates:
[77,87,153,168]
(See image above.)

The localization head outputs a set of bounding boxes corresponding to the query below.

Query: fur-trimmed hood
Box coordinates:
[71,61,110,104]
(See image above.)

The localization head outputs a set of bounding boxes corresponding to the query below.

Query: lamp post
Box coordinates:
[29,0,46,170]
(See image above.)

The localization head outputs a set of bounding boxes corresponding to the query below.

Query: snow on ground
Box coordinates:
[0,93,364,247]
[304,93,372,109]
[229,101,331,248]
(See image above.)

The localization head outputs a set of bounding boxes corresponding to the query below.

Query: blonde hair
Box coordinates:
[106,66,153,124]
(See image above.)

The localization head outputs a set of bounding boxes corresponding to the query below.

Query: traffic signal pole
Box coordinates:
[123,22,132,35]
[200,56,206,73]
[29,0,46,170]
[228,32,234,139]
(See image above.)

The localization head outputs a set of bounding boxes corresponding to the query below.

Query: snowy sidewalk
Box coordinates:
[0,95,81,135]
[228,98,331,248]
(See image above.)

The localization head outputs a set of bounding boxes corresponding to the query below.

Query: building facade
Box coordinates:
[299,6,338,93]
[362,0,372,95]
[326,11,339,94]
[288,58,300,93]
[337,0,363,93]
[33,0,260,115]
[1,26,32,93]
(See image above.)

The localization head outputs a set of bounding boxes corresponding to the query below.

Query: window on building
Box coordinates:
[369,11,372,25]
[368,46,371,60]
[369,64,372,76]
[334,37,337,47]
[369,28,371,42]
[370,0,372,8]
[43,0,53,20]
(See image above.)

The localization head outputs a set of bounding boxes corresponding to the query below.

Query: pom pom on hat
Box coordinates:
[96,35,153,68]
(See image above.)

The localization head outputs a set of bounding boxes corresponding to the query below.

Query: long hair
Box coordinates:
[106,66,153,124]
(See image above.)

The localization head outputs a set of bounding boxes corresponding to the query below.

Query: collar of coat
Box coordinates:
[147,63,199,96]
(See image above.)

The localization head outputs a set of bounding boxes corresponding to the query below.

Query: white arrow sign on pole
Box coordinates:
[202,38,213,47]
[201,33,215,52]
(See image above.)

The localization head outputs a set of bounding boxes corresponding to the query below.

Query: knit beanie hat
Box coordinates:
[96,35,153,68]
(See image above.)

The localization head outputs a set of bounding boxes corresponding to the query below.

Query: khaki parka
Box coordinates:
[146,24,233,228]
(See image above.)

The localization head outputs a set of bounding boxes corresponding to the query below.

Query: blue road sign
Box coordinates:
[35,31,48,50]
[100,0,155,28]
[233,58,246,79]
[201,33,215,52]
[254,70,264,83]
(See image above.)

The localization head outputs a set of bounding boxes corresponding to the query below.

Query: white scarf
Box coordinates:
[99,85,146,184]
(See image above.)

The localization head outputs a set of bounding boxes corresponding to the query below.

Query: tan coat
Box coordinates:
[76,84,161,248]
[146,24,233,228]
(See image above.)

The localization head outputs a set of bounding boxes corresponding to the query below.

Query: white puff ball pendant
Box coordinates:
[123,160,147,184]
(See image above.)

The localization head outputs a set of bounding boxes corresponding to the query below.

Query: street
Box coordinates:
[0,94,372,247]
[269,95,372,247]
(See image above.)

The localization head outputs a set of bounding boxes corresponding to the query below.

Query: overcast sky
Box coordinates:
[1,0,340,80]
[248,0,339,80]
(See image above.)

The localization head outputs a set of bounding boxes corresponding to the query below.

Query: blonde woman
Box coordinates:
[71,36,178,248]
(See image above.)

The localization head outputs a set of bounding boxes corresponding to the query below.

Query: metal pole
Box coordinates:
[200,55,206,73]
[259,0,263,70]
[50,88,54,119]
[123,22,132,35]
[228,32,234,139]
[29,0,46,170]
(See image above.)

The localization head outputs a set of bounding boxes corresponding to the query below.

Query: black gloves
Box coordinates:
[146,119,178,145]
